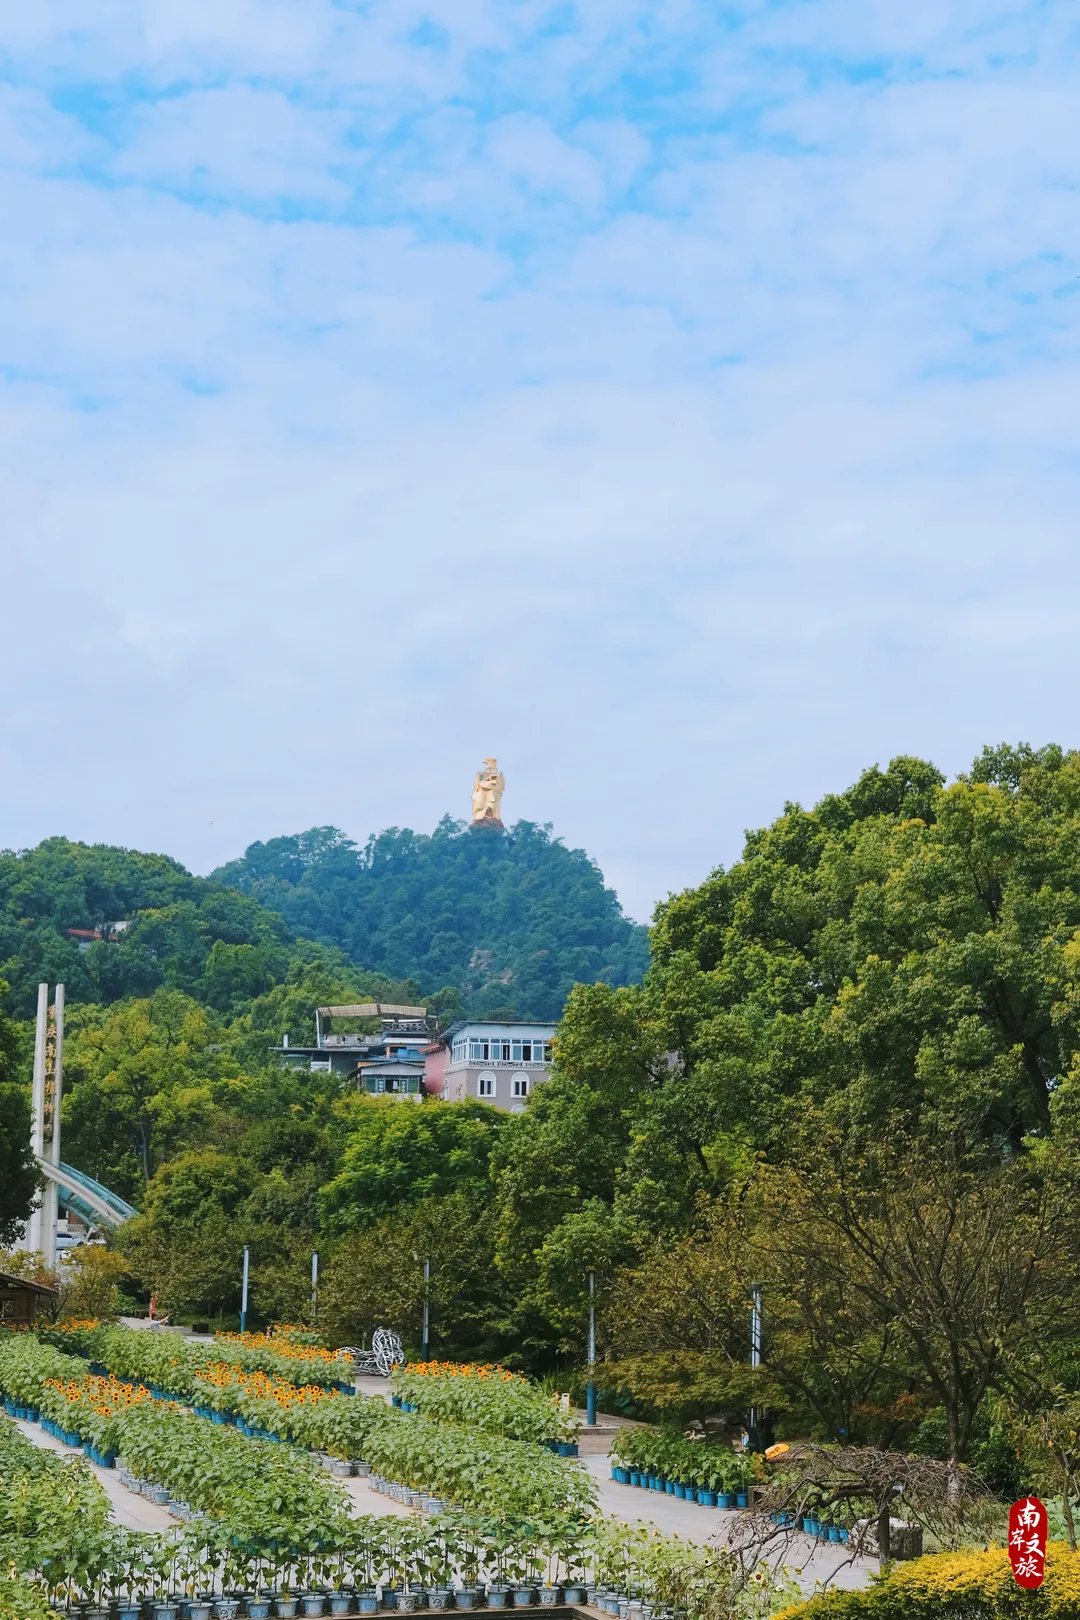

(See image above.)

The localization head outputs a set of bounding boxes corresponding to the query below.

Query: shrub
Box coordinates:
[772,1544,1080,1618]
[394,1361,577,1444]
[611,1425,753,1493]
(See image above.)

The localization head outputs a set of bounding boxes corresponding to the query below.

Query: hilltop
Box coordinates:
[0,819,649,1023]
[210,818,649,1022]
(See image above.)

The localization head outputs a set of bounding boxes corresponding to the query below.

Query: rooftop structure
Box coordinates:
[0,1268,57,1325]
[315,1002,430,1047]
[65,921,130,951]
[273,1001,433,1090]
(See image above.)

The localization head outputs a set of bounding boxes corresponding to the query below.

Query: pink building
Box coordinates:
[422,1040,448,1098]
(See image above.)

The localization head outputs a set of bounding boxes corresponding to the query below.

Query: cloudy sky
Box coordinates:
[1,2,1077,921]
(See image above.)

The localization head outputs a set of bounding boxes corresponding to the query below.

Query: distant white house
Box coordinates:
[424,1020,555,1112]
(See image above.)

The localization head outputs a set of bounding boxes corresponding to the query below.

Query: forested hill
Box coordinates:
[0,820,648,1024]
[209,818,650,1021]
[0,837,305,1019]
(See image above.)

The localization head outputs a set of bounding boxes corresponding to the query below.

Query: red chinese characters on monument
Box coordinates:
[1008,1497,1048,1589]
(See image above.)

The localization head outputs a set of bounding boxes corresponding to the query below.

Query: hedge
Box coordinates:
[773,1544,1080,1619]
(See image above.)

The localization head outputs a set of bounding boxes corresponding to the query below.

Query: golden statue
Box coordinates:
[472,757,505,826]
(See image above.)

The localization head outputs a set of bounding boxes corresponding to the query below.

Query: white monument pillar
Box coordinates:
[22,983,63,1264]
[24,984,49,1255]
[41,985,64,1266]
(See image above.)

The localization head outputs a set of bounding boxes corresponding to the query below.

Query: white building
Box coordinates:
[426,1020,555,1112]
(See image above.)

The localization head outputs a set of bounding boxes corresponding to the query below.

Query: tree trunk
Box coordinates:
[876,1503,891,1570]
[1060,1458,1078,1554]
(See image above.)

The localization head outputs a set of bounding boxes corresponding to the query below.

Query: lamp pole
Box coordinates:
[422,1256,431,1361]
[586,1270,596,1426]
[311,1250,319,1324]
[749,1282,763,1450]
[240,1247,250,1334]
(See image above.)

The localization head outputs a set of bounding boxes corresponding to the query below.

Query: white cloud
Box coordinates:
[0,1,1078,922]
[113,86,357,204]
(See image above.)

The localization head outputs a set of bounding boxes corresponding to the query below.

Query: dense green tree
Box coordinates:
[484,745,1080,1368]
[0,816,647,1028]
[0,838,201,1012]
[320,1097,504,1231]
[543,746,1080,1213]
[117,1204,245,1320]
[0,980,38,1244]
[60,990,267,1195]
[319,1191,506,1354]
[222,952,423,1068]
[211,817,649,1020]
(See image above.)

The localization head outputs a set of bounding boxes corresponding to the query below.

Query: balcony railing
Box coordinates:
[447,1057,552,1070]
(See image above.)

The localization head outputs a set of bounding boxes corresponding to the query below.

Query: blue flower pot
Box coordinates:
[698,1489,716,1506]
[736,1492,749,1509]
[718,1493,735,1509]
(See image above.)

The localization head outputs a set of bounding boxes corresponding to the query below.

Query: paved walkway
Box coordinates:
[13,1417,174,1532]
[585,1457,877,1594]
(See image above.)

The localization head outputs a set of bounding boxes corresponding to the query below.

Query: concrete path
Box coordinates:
[343,1474,416,1520]
[13,1417,174,1532]
[585,1457,877,1595]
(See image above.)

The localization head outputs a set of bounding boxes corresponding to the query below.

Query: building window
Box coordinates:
[512,1075,529,1099]
[544,1042,553,1062]
[508,1039,551,1062]
[478,1073,495,1098]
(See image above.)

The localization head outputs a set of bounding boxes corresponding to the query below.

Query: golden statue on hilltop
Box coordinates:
[472,758,505,828]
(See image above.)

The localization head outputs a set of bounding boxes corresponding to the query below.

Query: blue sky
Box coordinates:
[1,2,1078,921]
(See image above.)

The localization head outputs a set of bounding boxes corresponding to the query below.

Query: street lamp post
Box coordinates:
[422,1256,431,1361]
[586,1270,596,1426]
[749,1282,763,1450]
[240,1247,250,1334]
[311,1250,319,1324]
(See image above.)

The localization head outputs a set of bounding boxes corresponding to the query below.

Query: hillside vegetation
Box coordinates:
[210,818,649,1021]
[0,819,647,1026]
